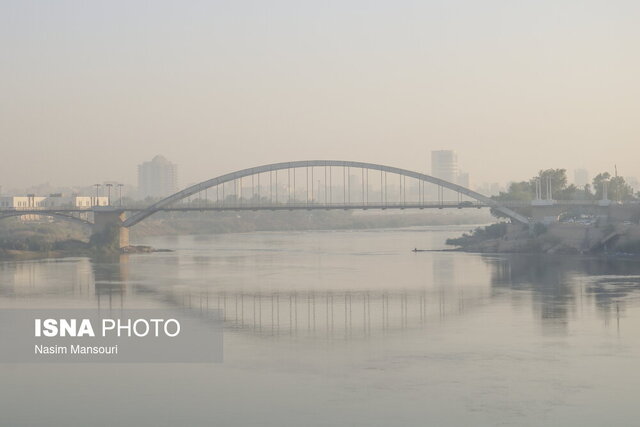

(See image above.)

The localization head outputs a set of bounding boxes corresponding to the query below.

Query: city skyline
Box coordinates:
[1,153,636,198]
[0,144,634,193]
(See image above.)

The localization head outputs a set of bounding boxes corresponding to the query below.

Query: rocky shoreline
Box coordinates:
[446,222,640,256]
[0,242,170,261]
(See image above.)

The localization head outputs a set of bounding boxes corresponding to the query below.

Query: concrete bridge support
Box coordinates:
[92,210,129,249]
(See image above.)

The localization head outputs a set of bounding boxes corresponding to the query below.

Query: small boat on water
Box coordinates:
[412,248,456,253]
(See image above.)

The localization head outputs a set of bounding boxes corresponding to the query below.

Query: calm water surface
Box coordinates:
[2,226,640,426]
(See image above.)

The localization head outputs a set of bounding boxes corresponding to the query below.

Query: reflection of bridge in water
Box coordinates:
[84,255,494,338]
[3,255,640,337]
[83,253,640,339]
[156,288,491,339]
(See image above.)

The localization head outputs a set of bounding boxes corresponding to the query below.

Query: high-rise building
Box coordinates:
[138,155,178,199]
[457,171,470,188]
[430,150,458,183]
[574,169,589,188]
[430,150,462,200]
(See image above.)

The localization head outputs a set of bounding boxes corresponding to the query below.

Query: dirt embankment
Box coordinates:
[0,241,167,261]
[449,223,640,255]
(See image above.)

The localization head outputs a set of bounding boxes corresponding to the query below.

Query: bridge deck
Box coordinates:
[0,199,616,216]
[0,202,489,215]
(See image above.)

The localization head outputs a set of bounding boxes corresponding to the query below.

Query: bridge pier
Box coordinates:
[92,210,129,250]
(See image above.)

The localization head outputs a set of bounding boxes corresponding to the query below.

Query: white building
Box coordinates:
[431,150,458,183]
[138,155,178,199]
[430,150,471,200]
[0,195,109,210]
[574,169,590,188]
[0,194,109,221]
[0,196,43,209]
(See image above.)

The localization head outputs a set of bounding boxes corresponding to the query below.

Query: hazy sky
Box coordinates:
[1,1,639,190]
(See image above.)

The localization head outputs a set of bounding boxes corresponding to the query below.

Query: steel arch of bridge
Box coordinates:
[0,211,93,226]
[123,160,529,227]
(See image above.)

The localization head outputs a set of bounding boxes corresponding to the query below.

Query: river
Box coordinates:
[1,226,640,426]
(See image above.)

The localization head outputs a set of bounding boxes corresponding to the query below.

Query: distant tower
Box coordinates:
[457,171,470,188]
[430,150,460,200]
[137,155,178,199]
[430,150,458,183]
[574,169,589,188]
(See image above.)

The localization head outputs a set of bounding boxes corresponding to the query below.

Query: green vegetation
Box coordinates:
[0,218,91,259]
[0,218,127,259]
[445,223,509,247]
[592,172,635,201]
[491,168,638,219]
[447,167,640,255]
[0,219,88,248]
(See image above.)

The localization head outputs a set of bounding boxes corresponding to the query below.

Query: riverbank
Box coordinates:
[0,242,168,261]
[446,222,640,255]
[1,210,493,261]
[128,210,493,239]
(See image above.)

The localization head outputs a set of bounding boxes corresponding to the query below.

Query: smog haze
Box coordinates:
[2,1,639,189]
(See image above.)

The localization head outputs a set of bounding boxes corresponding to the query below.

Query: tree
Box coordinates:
[592,172,611,199]
[592,172,635,201]
[608,176,635,201]
[490,181,534,219]
[489,168,600,220]
[528,169,568,199]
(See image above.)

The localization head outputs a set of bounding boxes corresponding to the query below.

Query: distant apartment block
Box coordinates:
[431,150,459,183]
[430,150,471,200]
[574,169,589,188]
[138,155,178,199]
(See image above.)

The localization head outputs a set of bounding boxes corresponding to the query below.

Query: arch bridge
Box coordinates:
[123,160,529,227]
[0,161,531,249]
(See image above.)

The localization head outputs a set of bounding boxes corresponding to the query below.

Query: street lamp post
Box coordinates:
[94,184,101,207]
[118,184,124,207]
[105,183,113,206]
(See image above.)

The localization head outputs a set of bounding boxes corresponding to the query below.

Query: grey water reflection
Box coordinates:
[487,254,640,334]
[3,231,639,340]
[3,228,640,426]
[92,255,128,309]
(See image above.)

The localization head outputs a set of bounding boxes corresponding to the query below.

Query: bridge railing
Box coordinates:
[162,199,487,209]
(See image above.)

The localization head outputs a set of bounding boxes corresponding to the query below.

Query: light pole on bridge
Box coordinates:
[118,184,124,207]
[94,184,101,207]
[105,183,113,206]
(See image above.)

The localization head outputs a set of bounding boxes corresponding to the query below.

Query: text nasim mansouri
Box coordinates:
[34,344,119,355]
